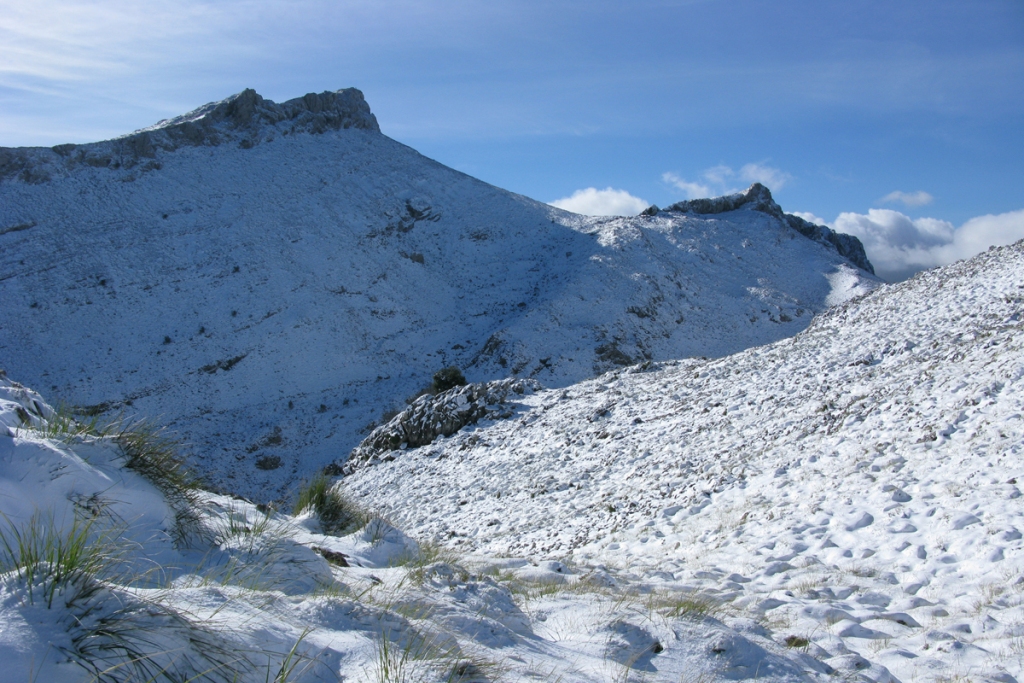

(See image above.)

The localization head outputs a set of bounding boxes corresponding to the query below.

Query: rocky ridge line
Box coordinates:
[650,183,874,274]
[0,88,379,183]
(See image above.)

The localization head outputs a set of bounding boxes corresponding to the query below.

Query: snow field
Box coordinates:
[0,377,836,682]
[344,241,1024,683]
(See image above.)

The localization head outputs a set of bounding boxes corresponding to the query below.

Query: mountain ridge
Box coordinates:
[0,88,378,183]
[0,89,878,498]
[656,183,874,274]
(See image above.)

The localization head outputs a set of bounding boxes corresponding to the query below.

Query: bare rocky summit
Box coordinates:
[0,88,378,183]
[659,183,874,274]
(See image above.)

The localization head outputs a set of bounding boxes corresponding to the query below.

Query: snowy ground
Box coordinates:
[1,376,839,682]
[344,241,1024,683]
[0,89,877,499]
[4,243,1017,682]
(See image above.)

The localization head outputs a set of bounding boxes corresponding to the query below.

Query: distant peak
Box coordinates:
[664,183,782,218]
[663,183,875,275]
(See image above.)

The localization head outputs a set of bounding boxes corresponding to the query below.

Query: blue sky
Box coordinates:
[2,0,1022,280]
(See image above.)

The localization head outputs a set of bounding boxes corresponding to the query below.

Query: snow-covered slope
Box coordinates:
[344,241,1024,683]
[0,376,842,683]
[0,89,877,499]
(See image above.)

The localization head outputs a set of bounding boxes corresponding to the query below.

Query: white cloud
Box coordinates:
[790,211,827,226]
[661,172,712,200]
[662,162,790,200]
[881,190,934,207]
[549,187,650,216]
[831,207,1024,282]
[702,165,734,186]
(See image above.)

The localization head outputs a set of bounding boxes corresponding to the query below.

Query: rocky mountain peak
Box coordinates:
[664,182,782,217]
[661,183,874,274]
[0,88,379,183]
[143,87,380,137]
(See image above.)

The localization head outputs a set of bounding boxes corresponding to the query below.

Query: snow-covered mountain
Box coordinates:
[0,89,877,499]
[1,241,1018,683]
[344,239,1024,683]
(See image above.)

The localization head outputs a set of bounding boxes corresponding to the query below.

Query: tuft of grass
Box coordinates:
[20,406,203,545]
[72,600,249,683]
[784,634,810,649]
[214,505,281,555]
[0,513,113,608]
[648,591,717,620]
[371,628,486,683]
[293,473,365,534]
[115,420,200,504]
[265,627,332,683]
[114,420,204,545]
[400,541,466,586]
[0,514,261,682]
[21,401,109,443]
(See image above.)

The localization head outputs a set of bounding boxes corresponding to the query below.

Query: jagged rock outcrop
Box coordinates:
[665,183,874,274]
[140,88,380,140]
[0,88,378,183]
[344,378,541,471]
[665,182,783,218]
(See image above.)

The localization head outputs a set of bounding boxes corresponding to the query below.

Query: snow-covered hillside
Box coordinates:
[0,376,845,683]
[344,241,1024,683]
[0,89,877,499]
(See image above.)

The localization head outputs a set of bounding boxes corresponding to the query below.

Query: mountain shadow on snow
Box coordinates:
[0,88,878,498]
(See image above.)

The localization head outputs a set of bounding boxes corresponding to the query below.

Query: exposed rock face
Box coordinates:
[141,88,380,139]
[0,88,379,183]
[665,183,783,217]
[666,183,875,274]
[345,378,541,471]
[782,212,875,274]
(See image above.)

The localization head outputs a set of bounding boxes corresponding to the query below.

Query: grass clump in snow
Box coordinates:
[28,403,107,440]
[646,590,718,620]
[23,405,204,546]
[71,601,248,683]
[293,473,365,534]
[115,420,201,505]
[0,513,113,608]
[401,541,466,586]
[372,628,491,683]
[114,420,204,545]
[18,400,109,443]
[212,504,284,557]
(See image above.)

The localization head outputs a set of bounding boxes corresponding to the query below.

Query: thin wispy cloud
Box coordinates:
[0,1,240,82]
[661,172,713,200]
[881,190,934,207]
[739,163,792,190]
[662,163,791,199]
[549,187,649,216]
